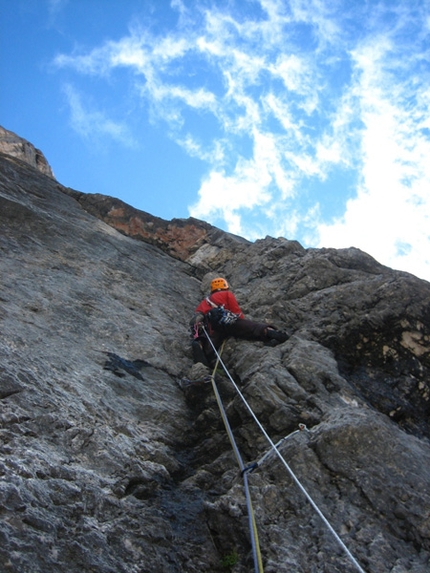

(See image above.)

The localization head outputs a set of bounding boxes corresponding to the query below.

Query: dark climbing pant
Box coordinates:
[196,318,274,367]
[222,318,270,341]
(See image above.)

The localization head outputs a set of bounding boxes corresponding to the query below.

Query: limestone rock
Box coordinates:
[1,132,430,573]
[0,126,55,178]
[64,189,248,266]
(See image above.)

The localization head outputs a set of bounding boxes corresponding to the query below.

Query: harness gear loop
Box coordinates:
[192,324,201,339]
[205,296,240,327]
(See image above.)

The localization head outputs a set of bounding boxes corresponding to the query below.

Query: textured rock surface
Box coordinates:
[64,189,248,265]
[1,134,430,573]
[0,126,55,178]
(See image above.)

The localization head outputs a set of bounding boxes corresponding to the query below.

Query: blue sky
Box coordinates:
[1,0,430,281]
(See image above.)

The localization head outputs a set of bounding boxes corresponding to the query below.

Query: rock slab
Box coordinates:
[0,131,429,573]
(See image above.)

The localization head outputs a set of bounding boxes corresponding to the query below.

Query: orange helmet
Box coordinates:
[211,277,229,292]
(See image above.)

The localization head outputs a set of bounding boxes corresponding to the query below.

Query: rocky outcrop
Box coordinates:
[65,189,249,266]
[0,141,429,573]
[0,126,55,178]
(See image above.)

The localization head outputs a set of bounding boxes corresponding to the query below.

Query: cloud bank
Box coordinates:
[53,0,430,281]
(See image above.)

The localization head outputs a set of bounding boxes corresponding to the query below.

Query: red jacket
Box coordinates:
[196,290,245,318]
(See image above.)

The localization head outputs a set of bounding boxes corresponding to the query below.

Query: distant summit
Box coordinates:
[0,125,55,178]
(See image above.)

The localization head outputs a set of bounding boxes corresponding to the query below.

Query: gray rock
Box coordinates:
[0,125,55,178]
[0,131,429,573]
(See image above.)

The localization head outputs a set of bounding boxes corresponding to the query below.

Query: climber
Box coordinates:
[190,277,289,367]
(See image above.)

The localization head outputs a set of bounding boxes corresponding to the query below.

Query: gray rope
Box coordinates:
[255,424,309,468]
[203,327,367,573]
[209,342,264,573]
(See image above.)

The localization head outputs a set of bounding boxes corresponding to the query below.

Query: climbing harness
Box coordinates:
[210,341,264,573]
[191,323,201,339]
[205,296,240,327]
[203,327,367,573]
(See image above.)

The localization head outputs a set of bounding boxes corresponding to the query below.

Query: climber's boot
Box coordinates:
[191,340,210,367]
[266,329,289,343]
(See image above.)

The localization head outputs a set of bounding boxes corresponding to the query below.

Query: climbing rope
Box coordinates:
[203,327,367,573]
[253,423,309,470]
[210,341,264,573]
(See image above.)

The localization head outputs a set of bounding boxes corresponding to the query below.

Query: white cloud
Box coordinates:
[54,45,114,76]
[317,38,430,280]
[52,0,430,280]
[190,128,290,233]
[177,134,226,164]
[62,84,136,147]
[269,54,312,95]
[289,0,340,46]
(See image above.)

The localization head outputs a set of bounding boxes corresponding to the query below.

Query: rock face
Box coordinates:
[63,189,249,265]
[0,136,429,573]
[0,126,55,178]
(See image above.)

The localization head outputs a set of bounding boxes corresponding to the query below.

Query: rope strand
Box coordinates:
[209,342,264,573]
[203,328,367,573]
